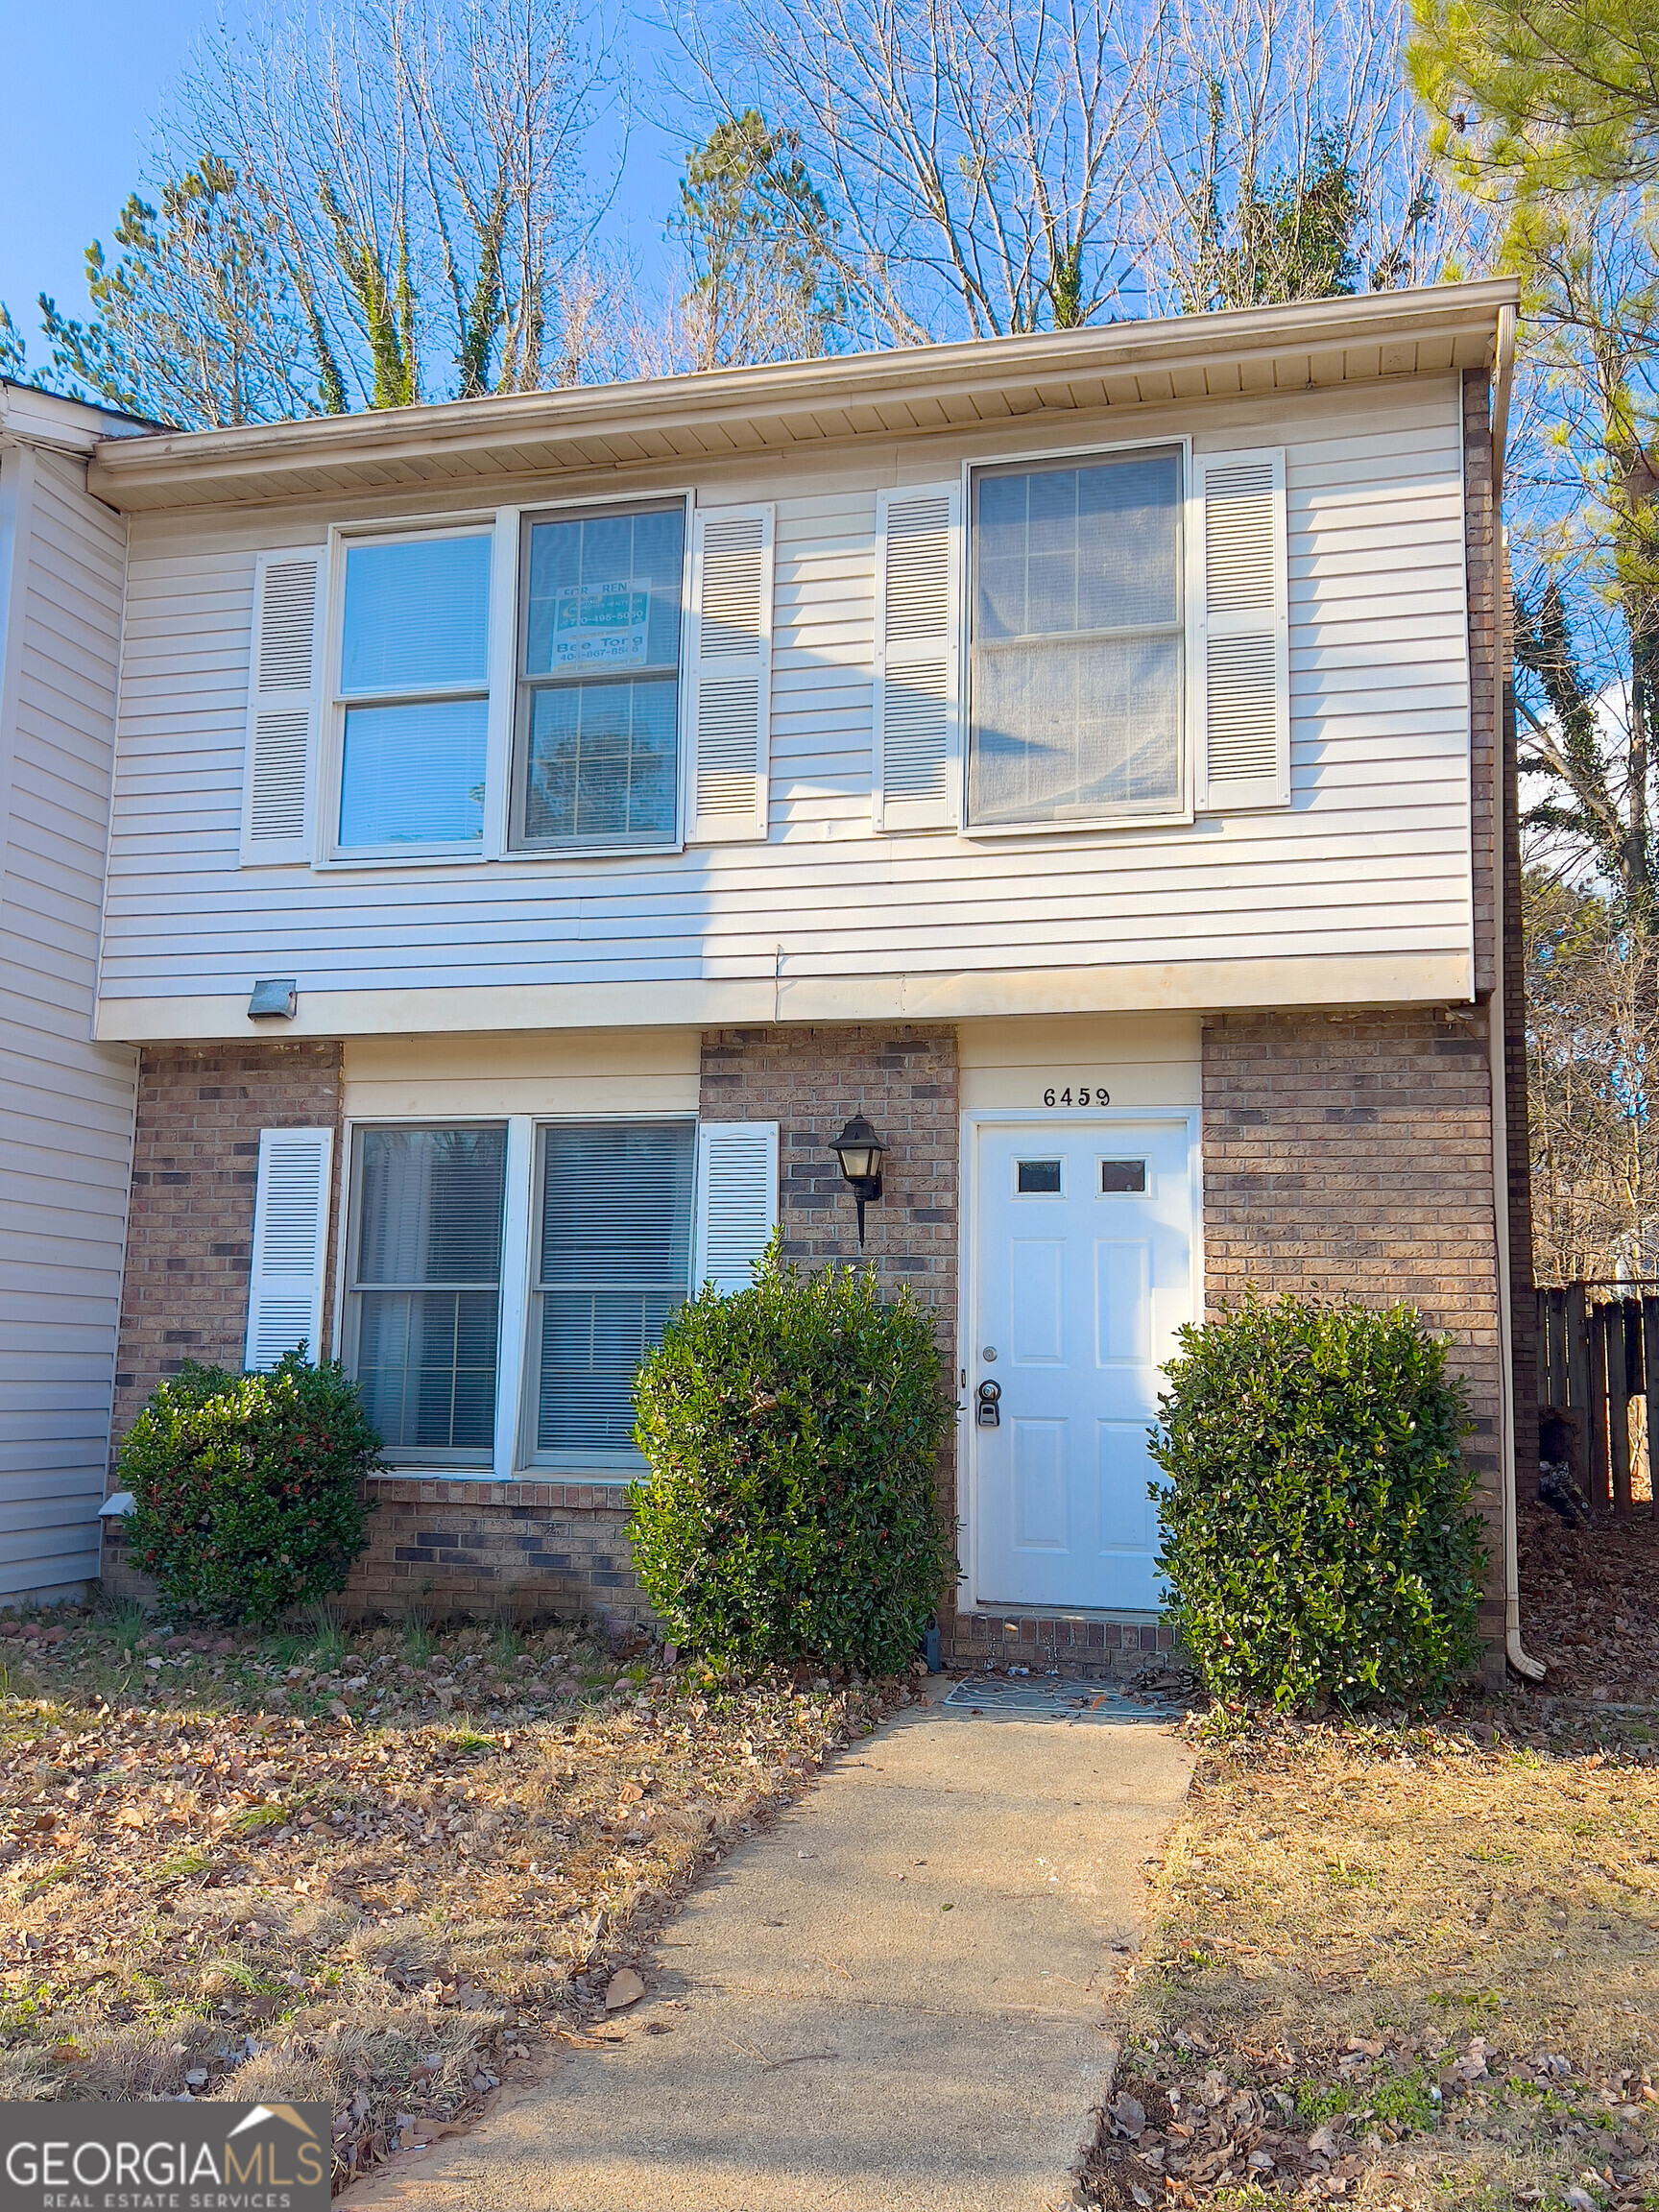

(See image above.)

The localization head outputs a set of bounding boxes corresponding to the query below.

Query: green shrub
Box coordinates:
[119,1352,380,1625]
[1149,1292,1485,1711]
[628,1241,955,1674]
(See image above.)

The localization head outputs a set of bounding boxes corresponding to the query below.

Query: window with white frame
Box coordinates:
[968,447,1185,828]
[512,503,686,849]
[334,1115,751,1474]
[526,1120,696,1461]
[335,532,493,851]
[347,1124,507,1460]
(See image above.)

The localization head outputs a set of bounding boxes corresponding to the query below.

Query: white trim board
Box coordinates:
[95,949,1475,1044]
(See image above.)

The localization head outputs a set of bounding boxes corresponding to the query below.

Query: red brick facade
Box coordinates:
[1199,1005,1507,1675]
[340,1479,644,1625]
[102,1006,1517,1677]
[110,1041,345,1442]
[699,1023,958,1308]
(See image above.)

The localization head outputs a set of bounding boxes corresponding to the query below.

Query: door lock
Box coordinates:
[975,1379,1002,1429]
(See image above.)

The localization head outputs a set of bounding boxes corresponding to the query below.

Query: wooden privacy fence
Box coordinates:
[1536,1285,1659,1514]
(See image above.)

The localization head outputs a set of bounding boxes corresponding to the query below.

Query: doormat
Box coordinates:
[940,1677,1178,1725]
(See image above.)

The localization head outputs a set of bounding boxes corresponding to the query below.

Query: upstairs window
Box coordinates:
[968,448,1184,828]
[512,503,686,850]
[335,532,493,852]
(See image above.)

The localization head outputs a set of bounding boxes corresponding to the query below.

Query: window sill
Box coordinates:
[960,805,1196,840]
[314,840,685,871]
[368,1469,637,1496]
[321,849,491,870]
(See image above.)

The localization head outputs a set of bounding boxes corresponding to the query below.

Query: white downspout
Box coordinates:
[1487,305,1546,1684]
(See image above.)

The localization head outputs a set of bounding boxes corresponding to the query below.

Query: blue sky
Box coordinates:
[0,0,213,338]
[0,0,682,359]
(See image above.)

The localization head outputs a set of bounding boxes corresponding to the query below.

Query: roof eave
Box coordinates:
[85,276,1520,512]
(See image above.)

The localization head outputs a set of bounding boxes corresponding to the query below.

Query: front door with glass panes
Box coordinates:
[970,1119,1194,1611]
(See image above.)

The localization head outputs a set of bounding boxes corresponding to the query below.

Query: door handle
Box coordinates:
[975,1380,1002,1429]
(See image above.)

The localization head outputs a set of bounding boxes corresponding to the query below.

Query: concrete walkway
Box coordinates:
[358,1681,1193,2212]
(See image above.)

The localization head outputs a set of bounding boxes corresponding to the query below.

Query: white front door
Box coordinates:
[970,1118,1194,1611]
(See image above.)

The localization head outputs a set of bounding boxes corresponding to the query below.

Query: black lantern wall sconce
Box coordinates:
[830,1113,887,1248]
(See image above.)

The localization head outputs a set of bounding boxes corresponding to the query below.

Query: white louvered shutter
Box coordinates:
[693,1122,779,1294]
[1195,448,1289,811]
[239,549,325,865]
[685,505,774,842]
[875,483,961,831]
[245,1128,334,1371]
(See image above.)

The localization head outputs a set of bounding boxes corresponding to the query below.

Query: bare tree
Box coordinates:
[664,0,1159,344]
[1526,876,1659,1281]
[179,0,612,409]
[1131,0,1481,311]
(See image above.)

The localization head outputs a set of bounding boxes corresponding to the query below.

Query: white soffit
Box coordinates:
[85,279,1519,514]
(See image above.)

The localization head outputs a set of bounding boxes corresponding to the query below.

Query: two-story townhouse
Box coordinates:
[86,277,1537,1682]
[0,379,148,1602]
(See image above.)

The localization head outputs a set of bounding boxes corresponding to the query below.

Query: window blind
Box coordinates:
[969,451,1184,827]
[349,1125,506,1458]
[532,1121,695,1456]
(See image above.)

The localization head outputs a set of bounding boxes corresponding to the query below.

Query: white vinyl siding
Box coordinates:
[1195,447,1290,810]
[0,442,138,1599]
[101,382,1474,1011]
[246,1127,334,1371]
[875,484,960,832]
[685,504,774,843]
[240,548,324,865]
[693,1121,780,1294]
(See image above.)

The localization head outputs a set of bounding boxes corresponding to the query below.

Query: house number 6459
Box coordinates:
[1043,1085,1110,1107]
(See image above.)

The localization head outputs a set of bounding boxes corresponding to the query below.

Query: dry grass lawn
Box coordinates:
[0,1600,898,2192]
[1083,1708,1659,2212]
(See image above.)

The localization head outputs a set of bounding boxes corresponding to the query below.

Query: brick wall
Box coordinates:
[1200,1005,1506,1677]
[699,1023,958,1318]
[110,1041,345,1449]
[700,1021,965,1643]
[338,1480,645,1625]
[108,1023,968,1633]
